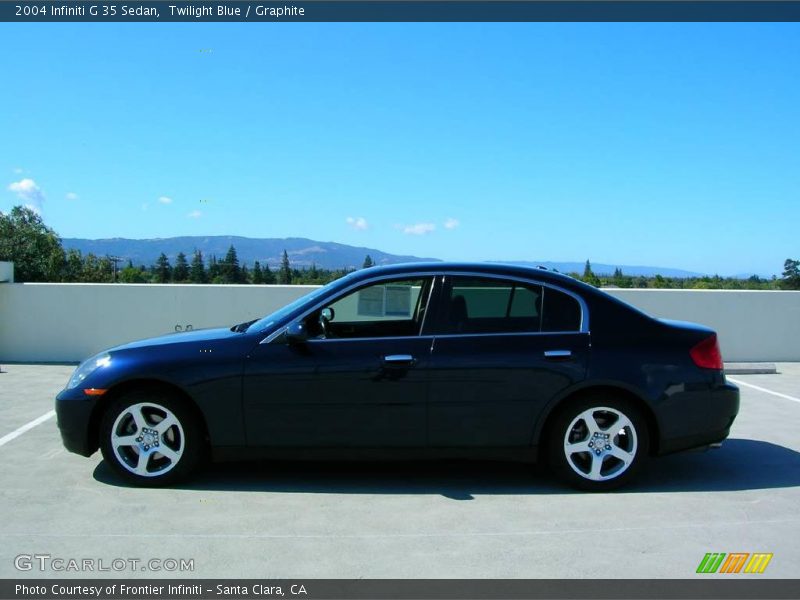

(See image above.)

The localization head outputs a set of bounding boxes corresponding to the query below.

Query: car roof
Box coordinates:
[354,261,584,287]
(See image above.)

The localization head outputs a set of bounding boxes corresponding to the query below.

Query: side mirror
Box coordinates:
[285,322,308,344]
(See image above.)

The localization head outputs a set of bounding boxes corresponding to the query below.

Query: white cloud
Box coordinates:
[443,217,460,230]
[346,216,368,231]
[187,210,202,219]
[65,192,79,201]
[7,178,45,212]
[402,222,436,235]
[158,196,173,204]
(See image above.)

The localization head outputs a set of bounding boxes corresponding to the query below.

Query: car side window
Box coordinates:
[304,277,432,339]
[541,287,582,332]
[438,277,543,334]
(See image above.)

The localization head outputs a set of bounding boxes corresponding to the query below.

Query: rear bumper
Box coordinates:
[657,381,740,455]
[55,388,98,457]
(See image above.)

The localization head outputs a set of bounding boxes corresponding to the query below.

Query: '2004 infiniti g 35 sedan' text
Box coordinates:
[56,263,739,491]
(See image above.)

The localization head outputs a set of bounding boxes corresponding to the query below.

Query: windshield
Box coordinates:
[244,273,359,334]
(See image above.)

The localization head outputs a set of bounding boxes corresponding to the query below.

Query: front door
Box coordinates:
[243,276,435,447]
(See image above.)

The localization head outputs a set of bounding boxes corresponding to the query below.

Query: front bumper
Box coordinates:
[657,381,740,455]
[55,388,98,457]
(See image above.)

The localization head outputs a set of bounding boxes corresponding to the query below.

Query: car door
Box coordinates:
[243,275,435,448]
[426,274,590,448]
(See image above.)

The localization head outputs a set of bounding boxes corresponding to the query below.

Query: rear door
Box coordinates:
[426,274,590,447]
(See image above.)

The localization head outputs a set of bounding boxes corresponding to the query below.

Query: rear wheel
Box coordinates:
[547,395,649,491]
[100,390,203,486]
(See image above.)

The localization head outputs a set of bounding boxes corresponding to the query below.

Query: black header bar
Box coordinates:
[3,1,800,22]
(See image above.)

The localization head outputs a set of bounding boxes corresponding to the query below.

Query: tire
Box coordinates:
[100,389,203,486]
[547,394,649,491]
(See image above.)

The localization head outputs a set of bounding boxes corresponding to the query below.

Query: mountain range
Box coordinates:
[62,235,710,277]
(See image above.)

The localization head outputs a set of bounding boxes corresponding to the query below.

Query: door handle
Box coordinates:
[382,354,417,368]
[544,350,572,359]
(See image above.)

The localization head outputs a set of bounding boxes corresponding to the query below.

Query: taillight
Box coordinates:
[690,333,723,370]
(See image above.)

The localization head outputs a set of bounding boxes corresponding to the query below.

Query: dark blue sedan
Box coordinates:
[56,263,739,491]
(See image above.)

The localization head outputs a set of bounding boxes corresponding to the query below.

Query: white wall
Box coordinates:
[0,283,313,363]
[0,283,798,363]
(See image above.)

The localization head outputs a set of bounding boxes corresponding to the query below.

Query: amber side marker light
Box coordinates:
[83,388,107,396]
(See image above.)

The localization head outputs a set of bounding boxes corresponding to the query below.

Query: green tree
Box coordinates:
[119,264,147,283]
[252,260,264,284]
[0,205,65,282]
[582,259,601,288]
[780,258,800,290]
[207,255,221,282]
[154,253,172,283]
[173,252,189,282]
[362,254,374,269]
[278,250,292,284]
[220,245,242,284]
[189,250,206,283]
[262,262,276,284]
[62,249,84,282]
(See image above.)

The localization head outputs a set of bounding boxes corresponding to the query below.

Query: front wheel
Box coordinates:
[547,396,649,491]
[100,390,203,486]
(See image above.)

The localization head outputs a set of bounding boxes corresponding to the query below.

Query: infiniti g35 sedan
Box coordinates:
[56,263,739,491]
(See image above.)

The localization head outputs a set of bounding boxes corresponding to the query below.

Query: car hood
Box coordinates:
[108,327,242,352]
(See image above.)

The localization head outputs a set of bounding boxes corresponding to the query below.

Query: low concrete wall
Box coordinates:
[0,283,798,363]
[0,283,313,363]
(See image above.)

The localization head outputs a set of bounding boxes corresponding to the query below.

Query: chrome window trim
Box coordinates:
[260,269,589,344]
[305,331,587,344]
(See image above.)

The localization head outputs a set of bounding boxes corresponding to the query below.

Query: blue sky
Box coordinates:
[1,23,798,275]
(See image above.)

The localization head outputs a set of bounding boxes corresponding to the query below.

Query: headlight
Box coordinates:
[66,353,111,389]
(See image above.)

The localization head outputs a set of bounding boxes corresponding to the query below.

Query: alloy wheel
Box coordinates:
[110,402,185,478]
[563,406,638,482]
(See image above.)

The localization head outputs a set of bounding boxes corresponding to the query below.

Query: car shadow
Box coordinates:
[93,438,800,498]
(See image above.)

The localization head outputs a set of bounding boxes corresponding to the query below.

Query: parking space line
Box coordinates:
[728,377,800,405]
[0,410,56,447]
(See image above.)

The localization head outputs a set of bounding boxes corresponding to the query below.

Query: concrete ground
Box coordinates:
[0,364,798,579]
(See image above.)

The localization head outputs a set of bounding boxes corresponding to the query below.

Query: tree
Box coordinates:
[582,259,601,288]
[220,244,242,284]
[278,250,292,284]
[154,253,172,283]
[781,258,800,290]
[189,250,206,283]
[262,262,276,284]
[62,249,84,282]
[252,261,264,284]
[173,252,189,282]
[0,205,65,282]
[207,255,220,282]
[119,264,147,283]
[362,254,374,269]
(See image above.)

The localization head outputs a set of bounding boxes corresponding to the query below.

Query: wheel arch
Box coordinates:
[533,382,661,457]
[87,378,210,455]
